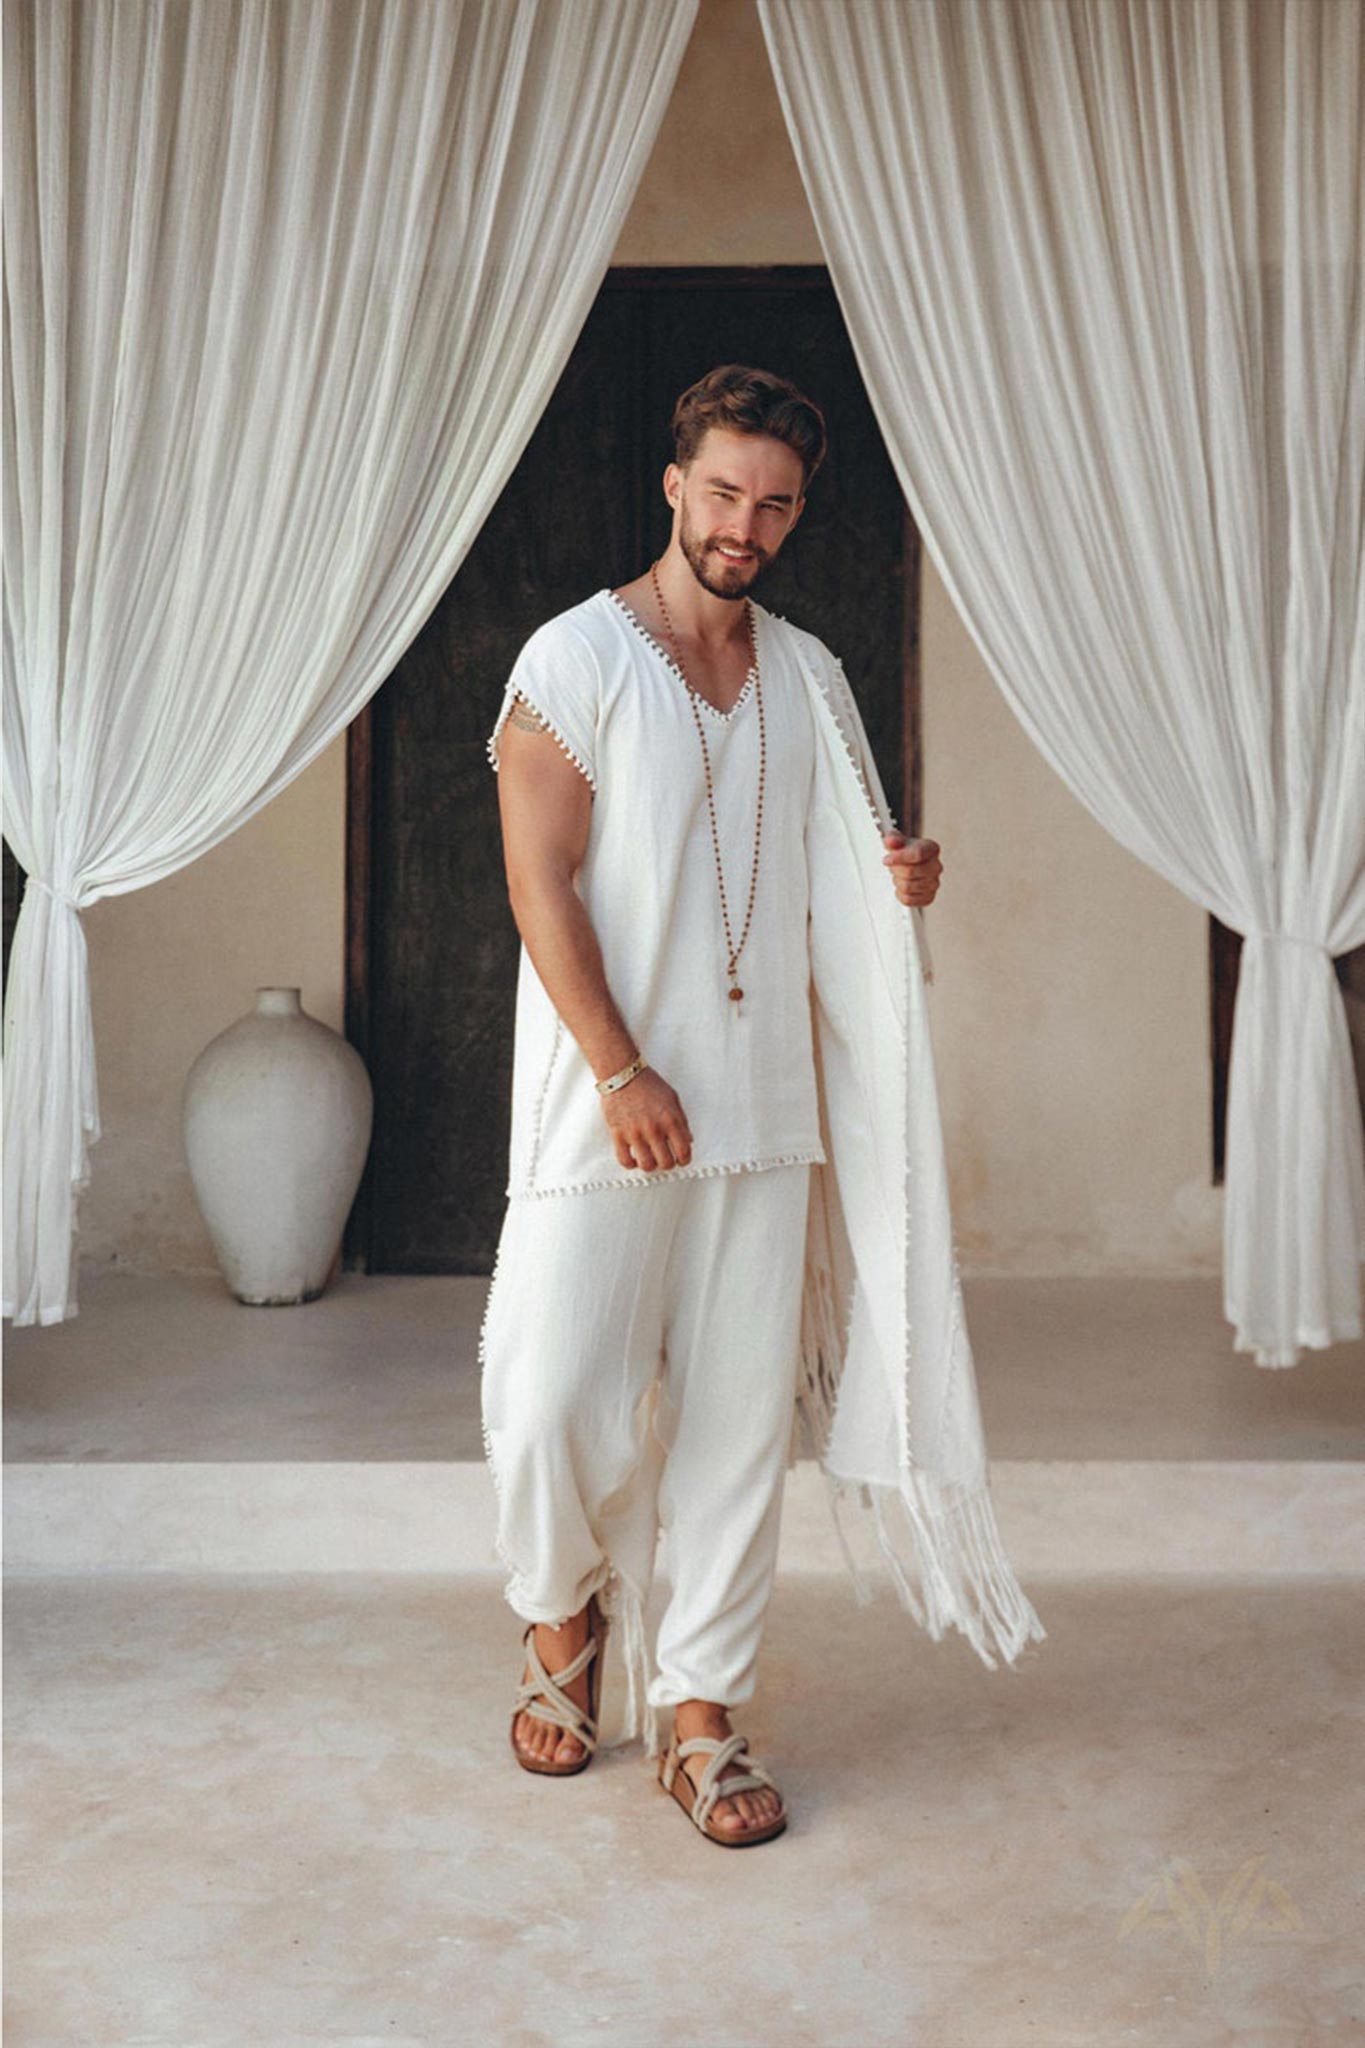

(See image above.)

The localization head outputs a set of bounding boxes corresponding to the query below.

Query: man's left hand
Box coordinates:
[882,831,942,908]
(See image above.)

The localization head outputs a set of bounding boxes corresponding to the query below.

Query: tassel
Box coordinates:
[870,1484,931,1629]
[847,1468,1046,1672]
[826,1473,873,1607]
[794,1218,849,1463]
[598,1568,659,1757]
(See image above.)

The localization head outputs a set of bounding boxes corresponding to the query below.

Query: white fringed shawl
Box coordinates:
[604,621,1048,1755]
[790,630,1047,1665]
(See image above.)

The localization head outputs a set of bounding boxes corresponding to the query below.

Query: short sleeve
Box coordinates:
[486,617,599,793]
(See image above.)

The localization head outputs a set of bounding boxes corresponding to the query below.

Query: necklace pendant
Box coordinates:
[728,984,743,1004]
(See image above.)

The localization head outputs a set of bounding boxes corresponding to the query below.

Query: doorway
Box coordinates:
[344,267,921,1273]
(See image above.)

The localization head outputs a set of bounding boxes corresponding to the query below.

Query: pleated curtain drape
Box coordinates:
[759,0,1365,1367]
[2,0,699,1326]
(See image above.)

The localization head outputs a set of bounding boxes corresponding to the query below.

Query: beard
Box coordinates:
[678,503,773,601]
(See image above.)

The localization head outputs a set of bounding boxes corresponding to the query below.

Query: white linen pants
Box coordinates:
[479,1161,811,1757]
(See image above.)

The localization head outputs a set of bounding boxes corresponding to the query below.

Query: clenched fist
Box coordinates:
[882,831,942,908]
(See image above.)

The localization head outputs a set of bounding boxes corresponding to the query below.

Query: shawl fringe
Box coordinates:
[794,1220,1047,1674]
[854,1470,1046,1672]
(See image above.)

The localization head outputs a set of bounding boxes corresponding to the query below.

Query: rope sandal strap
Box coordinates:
[672,1732,780,1830]
[513,1624,603,1750]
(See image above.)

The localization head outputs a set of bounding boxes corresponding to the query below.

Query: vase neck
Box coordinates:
[255,988,303,1017]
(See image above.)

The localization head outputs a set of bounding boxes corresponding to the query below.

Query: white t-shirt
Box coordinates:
[486,587,829,1197]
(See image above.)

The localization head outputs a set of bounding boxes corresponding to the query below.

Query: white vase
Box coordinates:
[182,987,373,1305]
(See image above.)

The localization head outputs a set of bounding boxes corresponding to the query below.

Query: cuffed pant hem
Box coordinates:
[502,1557,615,1629]
[647,1681,758,1712]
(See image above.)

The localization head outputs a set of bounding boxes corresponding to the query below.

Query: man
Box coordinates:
[480,363,947,1845]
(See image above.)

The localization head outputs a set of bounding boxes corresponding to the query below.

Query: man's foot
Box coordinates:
[511,1601,597,1768]
[672,1699,785,1835]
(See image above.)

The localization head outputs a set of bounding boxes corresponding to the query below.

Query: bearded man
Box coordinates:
[482,362,1040,1848]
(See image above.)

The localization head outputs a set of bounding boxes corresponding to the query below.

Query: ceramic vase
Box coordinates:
[183,987,373,1305]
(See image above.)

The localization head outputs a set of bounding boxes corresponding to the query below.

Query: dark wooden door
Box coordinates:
[347,268,920,1274]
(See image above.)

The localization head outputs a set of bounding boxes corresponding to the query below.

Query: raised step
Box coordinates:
[4,1453,1362,1577]
[6,1268,1362,1577]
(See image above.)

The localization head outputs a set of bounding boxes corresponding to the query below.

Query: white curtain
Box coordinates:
[759,0,1365,1367]
[2,0,698,1326]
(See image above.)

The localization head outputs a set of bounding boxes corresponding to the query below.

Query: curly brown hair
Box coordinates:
[670,363,827,494]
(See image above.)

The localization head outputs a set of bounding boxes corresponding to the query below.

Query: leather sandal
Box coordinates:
[658,1728,788,1846]
[509,1594,608,1776]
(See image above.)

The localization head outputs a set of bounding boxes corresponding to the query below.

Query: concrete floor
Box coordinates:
[4,1571,1361,2047]
[5,1267,1364,2044]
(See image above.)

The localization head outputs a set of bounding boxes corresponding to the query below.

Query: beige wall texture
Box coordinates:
[76,0,1220,1280]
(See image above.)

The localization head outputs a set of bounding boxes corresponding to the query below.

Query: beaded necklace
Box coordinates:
[649,560,765,1014]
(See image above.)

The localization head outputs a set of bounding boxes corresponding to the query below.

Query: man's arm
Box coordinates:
[495,696,693,1173]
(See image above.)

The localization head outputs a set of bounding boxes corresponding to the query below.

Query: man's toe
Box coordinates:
[737,1787,776,1828]
[727,1788,752,1826]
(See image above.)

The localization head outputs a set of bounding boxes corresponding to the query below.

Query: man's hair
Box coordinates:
[670,364,827,494]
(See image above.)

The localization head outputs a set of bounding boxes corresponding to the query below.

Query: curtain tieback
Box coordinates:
[1244,927,1328,954]
[28,875,83,913]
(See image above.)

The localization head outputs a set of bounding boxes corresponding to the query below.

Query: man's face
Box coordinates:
[666,427,807,601]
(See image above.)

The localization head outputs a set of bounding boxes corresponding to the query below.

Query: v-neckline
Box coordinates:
[602,587,759,724]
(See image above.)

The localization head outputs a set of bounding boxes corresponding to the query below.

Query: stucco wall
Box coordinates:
[79,743,347,1273]
[921,556,1219,1274]
[75,0,1219,1279]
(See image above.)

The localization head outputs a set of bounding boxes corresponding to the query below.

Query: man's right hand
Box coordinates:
[599,1067,693,1173]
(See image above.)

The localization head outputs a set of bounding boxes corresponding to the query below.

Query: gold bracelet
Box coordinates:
[596,1052,647,1095]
